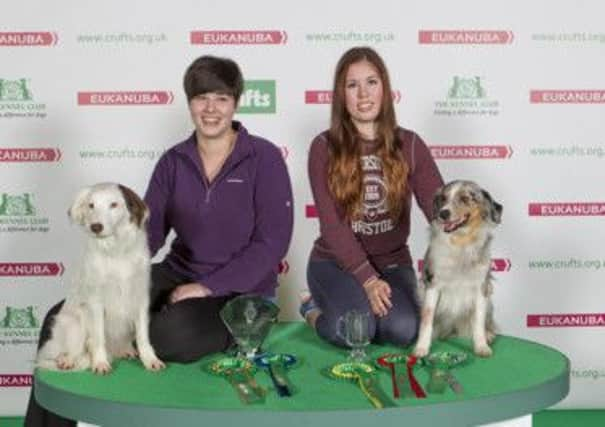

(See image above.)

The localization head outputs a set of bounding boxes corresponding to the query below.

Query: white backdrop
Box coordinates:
[1,0,604,416]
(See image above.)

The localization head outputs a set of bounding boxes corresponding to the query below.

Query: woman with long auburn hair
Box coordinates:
[301,46,444,348]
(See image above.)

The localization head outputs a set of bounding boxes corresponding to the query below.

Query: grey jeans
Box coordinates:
[307,259,420,348]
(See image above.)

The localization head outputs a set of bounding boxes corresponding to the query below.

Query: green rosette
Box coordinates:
[254,353,297,397]
[423,351,470,395]
[326,362,395,409]
[206,357,266,404]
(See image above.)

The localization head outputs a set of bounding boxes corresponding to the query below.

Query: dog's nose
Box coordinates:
[439,209,451,220]
[90,223,103,234]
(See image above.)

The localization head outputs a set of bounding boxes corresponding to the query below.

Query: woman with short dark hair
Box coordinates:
[25,55,294,426]
[144,54,293,361]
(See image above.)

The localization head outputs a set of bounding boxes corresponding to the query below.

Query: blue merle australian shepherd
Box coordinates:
[413,180,503,358]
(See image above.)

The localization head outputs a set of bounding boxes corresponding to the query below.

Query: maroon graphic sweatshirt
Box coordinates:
[308,127,444,286]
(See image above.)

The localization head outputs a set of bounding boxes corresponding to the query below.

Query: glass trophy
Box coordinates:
[336,310,371,362]
[220,295,279,359]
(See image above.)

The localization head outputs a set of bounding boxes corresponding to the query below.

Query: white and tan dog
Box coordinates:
[36,183,164,374]
[413,180,502,358]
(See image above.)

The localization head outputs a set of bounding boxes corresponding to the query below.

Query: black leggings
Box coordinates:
[24,261,234,426]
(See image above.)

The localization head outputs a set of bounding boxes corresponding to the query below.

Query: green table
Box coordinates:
[35,322,569,427]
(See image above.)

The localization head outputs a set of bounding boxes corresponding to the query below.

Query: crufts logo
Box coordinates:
[190,30,287,45]
[530,90,605,104]
[77,91,174,105]
[237,81,276,114]
[529,202,605,216]
[0,31,58,46]
[419,30,514,44]
[527,313,605,327]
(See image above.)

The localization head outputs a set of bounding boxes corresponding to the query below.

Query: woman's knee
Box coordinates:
[148,299,230,363]
[376,311,419,346]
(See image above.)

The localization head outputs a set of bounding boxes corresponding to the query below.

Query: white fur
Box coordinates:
[36,183,164,374]
[414,181,501,358]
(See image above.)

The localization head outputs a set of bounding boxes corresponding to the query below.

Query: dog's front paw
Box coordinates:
[142,357,165,371]
[92,360,112,375]
[56,353,75,370]
[474,344,493,358]
[413,345,430,358]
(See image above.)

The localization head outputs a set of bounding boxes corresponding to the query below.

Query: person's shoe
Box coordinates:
[299,291,319,320]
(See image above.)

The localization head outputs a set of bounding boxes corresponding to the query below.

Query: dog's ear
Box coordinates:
[68,187,92,225]
[118,184,149,228]
[481,190,503,224]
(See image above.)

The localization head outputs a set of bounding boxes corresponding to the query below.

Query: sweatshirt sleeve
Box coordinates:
[202,145,294,295]
[308,135,378,286]
[407,132,445,222]
[144,152,174,257]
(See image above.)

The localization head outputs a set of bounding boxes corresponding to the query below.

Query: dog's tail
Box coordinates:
[35,355,91,371]
[35,308,90,371]
[35,339,91,371]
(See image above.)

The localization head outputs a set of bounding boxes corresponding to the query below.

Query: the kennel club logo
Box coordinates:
[417,258,511,273]
[527,313,605,328]
[305,90,402,104]
[237,81,276,114]
[0,375,33,387]
[78,91,174,105]
[528,202,605,216]
[0,263,64,276]
[190,30,287,45]
[0,192,50,233]
[0,31,58,46]
[430,145,513,159]
[0,148,61,162]
[0,78,47,119]
[530,90,605,104]
[0,78,32,101]
[419,30,514,44]
[0,305,41,348]
[434,76,500,117]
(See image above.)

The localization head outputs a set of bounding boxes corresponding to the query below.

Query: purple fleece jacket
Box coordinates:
[144,122,293,297]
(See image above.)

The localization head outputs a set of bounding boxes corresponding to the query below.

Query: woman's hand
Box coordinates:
[169,283,213,304]
[363,277,392,317]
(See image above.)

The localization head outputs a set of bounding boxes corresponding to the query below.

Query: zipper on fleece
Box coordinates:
[200,155,247,204]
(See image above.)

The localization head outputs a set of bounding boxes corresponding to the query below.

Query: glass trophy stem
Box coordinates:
[348,347,367,362]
